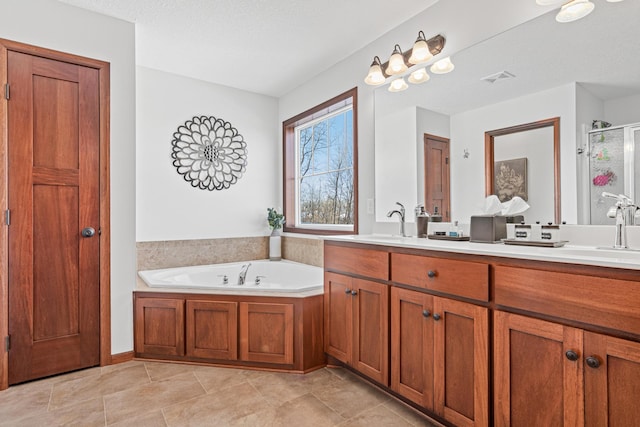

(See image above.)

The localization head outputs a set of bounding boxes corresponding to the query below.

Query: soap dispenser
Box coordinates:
[415,205,430,238]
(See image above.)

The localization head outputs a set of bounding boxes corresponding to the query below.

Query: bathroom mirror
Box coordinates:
[485,118,560,223]
[374,1,640,224]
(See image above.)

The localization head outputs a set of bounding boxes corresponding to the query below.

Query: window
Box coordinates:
[283,88,358,234]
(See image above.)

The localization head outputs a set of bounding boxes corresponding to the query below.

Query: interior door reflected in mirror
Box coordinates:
[485,117,560,224]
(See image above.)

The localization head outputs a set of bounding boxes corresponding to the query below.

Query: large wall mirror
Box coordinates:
[484,118,560,223]
[373,1,640,225]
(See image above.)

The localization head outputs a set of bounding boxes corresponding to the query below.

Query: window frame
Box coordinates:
[282,87,358,235]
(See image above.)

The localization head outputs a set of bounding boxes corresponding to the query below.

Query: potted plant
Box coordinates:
[267,208,285,261]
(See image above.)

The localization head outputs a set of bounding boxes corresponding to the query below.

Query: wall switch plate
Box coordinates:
[367,199,374,215]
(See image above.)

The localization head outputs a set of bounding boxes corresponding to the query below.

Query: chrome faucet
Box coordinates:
[386,202,406,237]
[603,192,638,249]
[238,263,251,285]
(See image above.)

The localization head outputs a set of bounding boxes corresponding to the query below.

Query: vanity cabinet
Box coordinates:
[134,293,323,372]
[324,243,390,385]
[391,254,489,427]
[495,311,640,427]
[494,265,640,426]
[324,271,390,385]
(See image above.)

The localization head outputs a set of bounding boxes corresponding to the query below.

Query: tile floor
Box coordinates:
[0,361,441,426]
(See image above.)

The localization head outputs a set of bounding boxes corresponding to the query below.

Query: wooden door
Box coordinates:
[584,332,640,427]
[324,272,352,364]
[391,287,434,409]
[352,278,389,386]
[494,311,584,427]
[239,302,293,365]
[186,300,238,360]
[7,51,101,384]
[433,298,489,427]
[134,297,185,357]
[424,134,450,222]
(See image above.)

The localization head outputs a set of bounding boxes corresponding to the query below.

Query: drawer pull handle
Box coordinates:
[427,270,436,278]
[345,288,351,294]
[422,310,431,318]
[586,356,601,369]
[565,350,579,361]
[351,290,358,296]
[433,313,441,321]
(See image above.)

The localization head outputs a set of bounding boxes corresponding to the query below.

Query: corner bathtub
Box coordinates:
[138,259,323,295]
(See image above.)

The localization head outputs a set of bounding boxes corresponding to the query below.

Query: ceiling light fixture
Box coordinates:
[364,32,450,92]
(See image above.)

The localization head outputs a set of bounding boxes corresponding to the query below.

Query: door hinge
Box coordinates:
[4,209,9,226]
[4,84,9,100]
[4,335,9,352]
[445,157,449,165]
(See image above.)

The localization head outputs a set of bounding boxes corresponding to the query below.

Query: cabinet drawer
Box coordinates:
[391,253,489,302]
[495,265,640,336]
[325,244,389,280]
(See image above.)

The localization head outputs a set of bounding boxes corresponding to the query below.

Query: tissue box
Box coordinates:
[470,215,508,243]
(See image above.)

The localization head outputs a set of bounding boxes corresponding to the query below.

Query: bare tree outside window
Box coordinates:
[297,109,354,226]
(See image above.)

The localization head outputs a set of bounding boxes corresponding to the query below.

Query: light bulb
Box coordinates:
[386,45,407,75]
[408,31,433,65]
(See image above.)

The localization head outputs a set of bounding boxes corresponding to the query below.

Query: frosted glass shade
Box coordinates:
[430,57,455,74]
[388,77,408,92]
[408,68,430,84]
[556,0,595,22]
[364,62,385,85]
[409,39,433,64]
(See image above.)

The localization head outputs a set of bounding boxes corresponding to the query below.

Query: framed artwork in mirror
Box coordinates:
[494,157,528,202]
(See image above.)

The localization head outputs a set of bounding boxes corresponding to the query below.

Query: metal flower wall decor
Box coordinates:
[171,115,248,191]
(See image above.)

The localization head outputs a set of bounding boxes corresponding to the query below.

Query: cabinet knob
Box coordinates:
[586,356,601,369]
[345,288,351,294]
[427,270,436,278]
[565,350,579,361]
[422,310,431,318]
[433,313,441,321]
[351,290,358,296]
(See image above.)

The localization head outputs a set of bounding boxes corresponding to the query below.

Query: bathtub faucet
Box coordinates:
[238,263,251,285]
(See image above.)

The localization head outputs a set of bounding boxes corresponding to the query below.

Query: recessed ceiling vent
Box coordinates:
[481,70,516,84]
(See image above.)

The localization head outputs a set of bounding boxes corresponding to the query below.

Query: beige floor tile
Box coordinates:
[0,380,52,425]
[252,393,345,427]
[382,399,441,427]
[162,381,271,427]
[110,410,168,427]
[49,363,151,410]
[312,373,390,418]
[337,403,414,427]
[104,372,205,425]
[13,397,105,427]
[144,361,195,381]
[249,368,345,406]
[194,365,259,393]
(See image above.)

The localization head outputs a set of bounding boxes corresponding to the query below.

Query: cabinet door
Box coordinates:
[352,278,389,386]
[324,272,353,364]
[391,287,434,409]
[584,332,640,427]
[239,302,294,365]
[186,300,238,360]
[134,297,185,357]
[433,298,489,427]
[494,311,583,427]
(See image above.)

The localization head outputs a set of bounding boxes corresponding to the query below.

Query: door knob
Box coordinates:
[81,227,96,238]
[422,310,431,318]
[351,290,358,296]
[586,356,601,369]
[345,288,351,294]
[565,350,579,361]
[427,270,436,278]
[433,313,441,321]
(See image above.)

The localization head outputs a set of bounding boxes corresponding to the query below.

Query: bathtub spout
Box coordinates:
[238,263,251,285]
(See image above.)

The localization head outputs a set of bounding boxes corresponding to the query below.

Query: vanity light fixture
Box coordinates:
[364,32,449,92]
[388,77,409,92]
[430,57,455,74]
[555,0,595,22]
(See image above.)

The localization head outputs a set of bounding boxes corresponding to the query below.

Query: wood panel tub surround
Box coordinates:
[133,291,325,373]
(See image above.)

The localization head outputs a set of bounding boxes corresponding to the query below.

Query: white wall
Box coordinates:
[136,67,279,241]
[2,0,136,354]
[450,83,577,224]
[605,93,640,126]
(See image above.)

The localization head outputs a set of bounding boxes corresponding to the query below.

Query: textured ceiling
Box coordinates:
[55,0,440,97]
